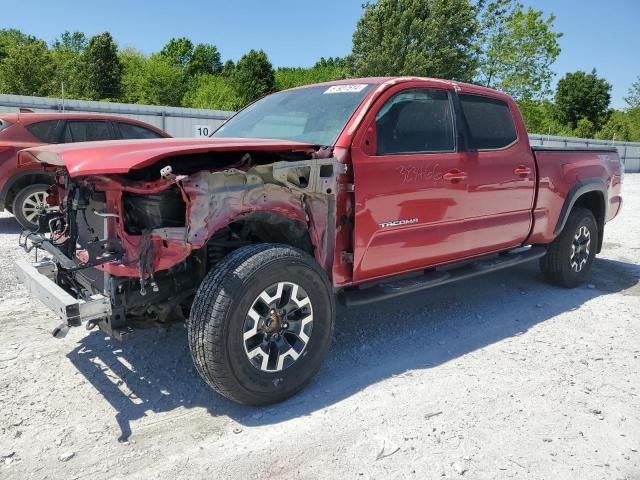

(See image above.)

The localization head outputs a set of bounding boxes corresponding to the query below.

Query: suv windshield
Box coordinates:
[213,83,375,146]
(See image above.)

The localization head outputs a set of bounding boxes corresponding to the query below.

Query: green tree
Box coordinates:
[624,76,640,109]
[182,74,239,110]
[315,57,349,69]
[350,0,478,81]
[141,55,186,105]
[595,110,631,142]
[233,49,275,106]
[221,59,235,76]
[517,99,570,136]
[476,1,561,100]
[51,31,87,98]
[626,107,640,141]
[573,117,596,139]
[160,37,194,69]
[275,61,349,90]
[0,39,55,96]
[0,29,33,61]
[555,69,611,130]
[120,50,185,106]
[187,44,222,76]
[52,31,87,53]
[80,32,122,100]
[119,48,148,103]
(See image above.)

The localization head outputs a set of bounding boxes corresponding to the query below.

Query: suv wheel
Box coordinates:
[188,244,335,405]
[12,184,50,231]
[540,207,598,288]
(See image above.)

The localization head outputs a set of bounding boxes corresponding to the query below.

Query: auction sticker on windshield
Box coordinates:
[324,84,369,94]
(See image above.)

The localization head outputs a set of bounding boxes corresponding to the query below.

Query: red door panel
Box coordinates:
[352,148,468,281]
[457,92,536,250]
[350,83,470,283]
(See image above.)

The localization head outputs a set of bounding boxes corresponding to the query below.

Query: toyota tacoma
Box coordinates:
[14,77,623,405]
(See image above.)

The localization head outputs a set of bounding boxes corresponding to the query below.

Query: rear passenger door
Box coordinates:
[457,93,536,251]
[62,121,114,143]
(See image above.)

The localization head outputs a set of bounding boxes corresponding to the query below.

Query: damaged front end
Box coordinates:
[16,147,345,340]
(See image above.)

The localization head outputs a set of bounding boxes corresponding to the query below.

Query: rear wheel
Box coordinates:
[188,244,335,405]
[12,184,50,231]
[540,207,598,288]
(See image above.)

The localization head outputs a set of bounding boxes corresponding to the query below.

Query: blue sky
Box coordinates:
[2,0,638,107]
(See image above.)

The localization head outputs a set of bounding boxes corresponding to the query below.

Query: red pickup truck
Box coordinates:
[15,77,623,405]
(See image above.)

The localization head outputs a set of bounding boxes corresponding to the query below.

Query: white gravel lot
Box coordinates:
[0,175,639,480]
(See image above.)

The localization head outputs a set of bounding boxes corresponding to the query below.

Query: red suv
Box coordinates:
[0,112,170,229]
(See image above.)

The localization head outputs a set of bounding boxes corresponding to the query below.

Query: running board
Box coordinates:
[341,246,547,307]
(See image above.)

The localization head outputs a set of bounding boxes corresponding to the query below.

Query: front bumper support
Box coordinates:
[14,259,110,329]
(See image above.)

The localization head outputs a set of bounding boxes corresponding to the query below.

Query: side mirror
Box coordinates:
[360,124,377,156]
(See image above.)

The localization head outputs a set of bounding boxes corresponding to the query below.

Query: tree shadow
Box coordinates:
[66,257,639,441]
[0,215,22,234]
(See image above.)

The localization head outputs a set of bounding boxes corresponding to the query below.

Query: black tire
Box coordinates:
[540,207,598,288]
[12,183,50,231]
[188,244,335,405]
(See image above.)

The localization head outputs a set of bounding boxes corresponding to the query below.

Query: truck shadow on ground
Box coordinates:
[66,257,640,442]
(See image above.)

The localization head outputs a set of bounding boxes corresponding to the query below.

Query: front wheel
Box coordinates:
[188,244,335,405]
[540,207,598,288]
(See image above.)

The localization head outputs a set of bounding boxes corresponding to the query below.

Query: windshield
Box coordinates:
[213,83,375,146]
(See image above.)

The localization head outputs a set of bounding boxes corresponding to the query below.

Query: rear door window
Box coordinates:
[63,121,113,143]
[117,122,164,139]
[25,120,62,143]
[375,88,455,155]
[459,94,517,150]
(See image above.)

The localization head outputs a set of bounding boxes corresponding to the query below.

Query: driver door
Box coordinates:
[350,83,469,282]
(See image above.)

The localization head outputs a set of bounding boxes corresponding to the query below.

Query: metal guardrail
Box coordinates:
[0,94,233,138]
[529,134,640,172]
[0,96,231,120]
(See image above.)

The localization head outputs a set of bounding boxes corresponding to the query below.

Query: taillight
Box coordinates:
[17,150,39,167]
[0,146,12,153]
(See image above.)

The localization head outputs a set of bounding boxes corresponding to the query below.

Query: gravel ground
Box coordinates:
[1,175,639,480]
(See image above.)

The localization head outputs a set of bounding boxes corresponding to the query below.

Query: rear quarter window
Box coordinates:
[25,120,61,143]
[459,94,517,150]
[117,122,164,139]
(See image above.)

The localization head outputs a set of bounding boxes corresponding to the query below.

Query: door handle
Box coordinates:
[443,169,468,183]
[514,165,532,178]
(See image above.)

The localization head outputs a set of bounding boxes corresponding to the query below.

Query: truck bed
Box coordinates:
[527,146,623,246]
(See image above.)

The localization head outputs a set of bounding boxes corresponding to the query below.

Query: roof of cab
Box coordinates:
[289,76,511,101]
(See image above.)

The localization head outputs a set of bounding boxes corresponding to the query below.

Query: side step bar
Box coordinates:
[341,246,547,307]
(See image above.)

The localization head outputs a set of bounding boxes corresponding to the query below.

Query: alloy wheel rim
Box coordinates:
[242,281,313,372]
[21,191,49,223]
[570,225,591,273]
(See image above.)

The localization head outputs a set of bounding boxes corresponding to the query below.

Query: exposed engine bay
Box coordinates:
[20,147,344,338]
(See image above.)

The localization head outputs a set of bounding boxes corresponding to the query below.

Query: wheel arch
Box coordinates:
[203,210,317,271]
[554,178,607,253]
[1,170,55,211]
